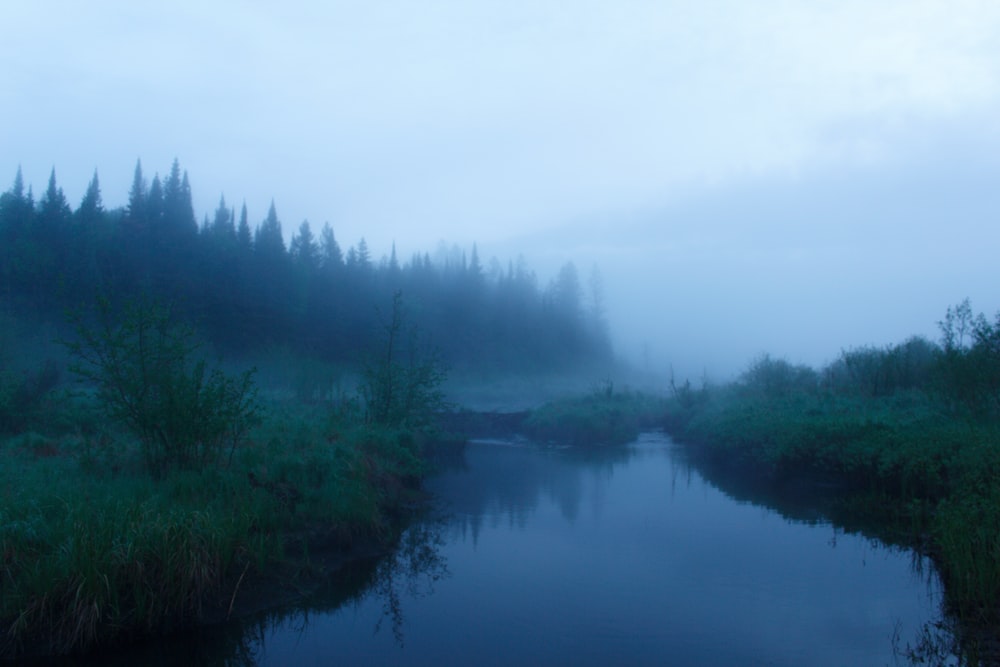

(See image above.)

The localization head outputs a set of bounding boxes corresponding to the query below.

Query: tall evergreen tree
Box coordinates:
[0,167,33,234]
[69,170,106,300]
[37,168,72,228]
[319,222,343,271]
[236,202,252,253]
[126,159,147,223]
[162,160,197,236]
[355,238,371,271]
[387,242,400,273]
[77,170,104,224]
[0,168,35,293]
[290,220,319,271]
[146,175,164,227]
[209,195,236,246]
[254,201,286,259]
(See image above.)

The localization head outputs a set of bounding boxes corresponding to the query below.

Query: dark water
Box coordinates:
[77,433,945,666]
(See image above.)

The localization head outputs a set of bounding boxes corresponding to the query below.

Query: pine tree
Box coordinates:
[126,159,147,223]
[319,222,343,271]
[0,167,33,234]
[236,202,252,252]
[0,167,35,292]
[162,159,197,238]
[388,242,400,273]
[289,220,318,271]
[356,238,371,270]
[209,195,236,246]
[146,175,164,227]
[254,201,286,259]
[69,170,106,300]
[38,168,72,229]
[77,170,104,224]
[467,243,484,286]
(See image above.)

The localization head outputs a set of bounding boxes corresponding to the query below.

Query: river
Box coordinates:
[70,432,947,666]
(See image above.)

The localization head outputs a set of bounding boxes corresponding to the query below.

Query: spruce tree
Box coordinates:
[319,222,343,270]
[289,220,318,271]
[77,170,104,224]
[236,202,252,253]
[126,159,147,223]
[254,201,286,259]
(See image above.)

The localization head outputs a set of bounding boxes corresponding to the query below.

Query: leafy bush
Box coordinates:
[525,387,665,445]
[740,353,818,398]
[936,299,1000,418]
[360,292,447,431]
[65,297,259,475]
[825,337,938,397]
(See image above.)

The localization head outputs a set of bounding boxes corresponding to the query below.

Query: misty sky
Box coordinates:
[4,1,1000,379]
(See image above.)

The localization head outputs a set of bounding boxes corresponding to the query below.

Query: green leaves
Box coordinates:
[360,292,447,431]
[66,296,259,475]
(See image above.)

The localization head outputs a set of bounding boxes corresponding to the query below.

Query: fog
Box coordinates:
[4,1,1000,382]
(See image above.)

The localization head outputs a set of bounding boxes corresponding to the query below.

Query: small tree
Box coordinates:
[936,299,1000,418]
[66,297,258,475]
[360,291,447,430]
[740,353,818,398]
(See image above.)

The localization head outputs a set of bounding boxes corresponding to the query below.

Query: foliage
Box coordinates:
[524,384,666,445]
[739,353,819,398]
[0,395,431,658]
[936,299,1000,418]
[824,337,938,397]
[65,296,259,475]
[663,299,1000,641]
[360,292,448,431]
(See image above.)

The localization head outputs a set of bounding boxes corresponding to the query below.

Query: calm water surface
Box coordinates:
[84,433,944,666]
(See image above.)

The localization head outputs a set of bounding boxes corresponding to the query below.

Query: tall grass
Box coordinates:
[666,369,1000,653]
[0,398,432,658]
[524,386,666,446]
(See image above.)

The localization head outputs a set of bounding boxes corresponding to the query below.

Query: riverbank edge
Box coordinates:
[661,415,1000,666]
[3,479,432,663]
[0,404,520,661]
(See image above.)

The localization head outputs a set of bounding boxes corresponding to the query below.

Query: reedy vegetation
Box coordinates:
[664,300,1000,660]
[0,292,441,657]
[524,381,665,446]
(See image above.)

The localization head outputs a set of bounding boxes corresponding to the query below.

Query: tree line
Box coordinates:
[0,160,612,372]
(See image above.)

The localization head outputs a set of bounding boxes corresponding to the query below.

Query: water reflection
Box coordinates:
[57,433,966,666]
[429,436,638,544]
[670,443,989,667]
[371,520,450,646]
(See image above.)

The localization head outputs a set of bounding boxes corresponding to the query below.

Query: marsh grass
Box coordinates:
[668,385,1000,648]
[523,386,666,446]
[0,397,431,658]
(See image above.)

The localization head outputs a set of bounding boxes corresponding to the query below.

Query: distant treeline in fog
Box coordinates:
[0,161,611,370]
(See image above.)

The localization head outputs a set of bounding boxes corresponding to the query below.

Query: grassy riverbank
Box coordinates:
[0,292,451,658]
[523,384,665,446]
[0,401,432,658]
[663,344,1000,663]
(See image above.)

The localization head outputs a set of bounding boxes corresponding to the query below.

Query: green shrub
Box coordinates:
[740,353,818,398]
[360,292,447,431]
[525,387,665,446]
[65,297,259,476]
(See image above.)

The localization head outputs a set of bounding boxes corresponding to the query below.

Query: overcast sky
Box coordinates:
[3,1,1000,379]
